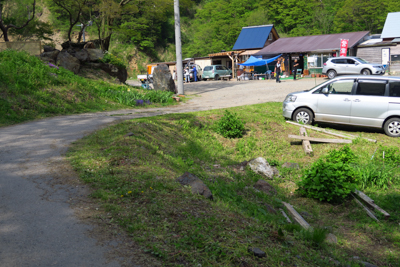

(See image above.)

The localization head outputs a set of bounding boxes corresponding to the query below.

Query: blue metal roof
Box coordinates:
[381,12,400,39]
[233,25,273,50]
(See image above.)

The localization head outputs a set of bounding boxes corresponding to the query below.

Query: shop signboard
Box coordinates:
[339,39,349,57]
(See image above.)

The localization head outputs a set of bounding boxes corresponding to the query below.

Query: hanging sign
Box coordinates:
[340,39,349,57]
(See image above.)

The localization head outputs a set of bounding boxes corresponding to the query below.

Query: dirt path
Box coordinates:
[0,78,324,266]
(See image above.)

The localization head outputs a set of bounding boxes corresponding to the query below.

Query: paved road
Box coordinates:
[0,78,325,266]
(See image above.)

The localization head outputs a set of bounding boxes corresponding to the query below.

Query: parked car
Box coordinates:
[322,57,385,79]
[282,76,400,137]
[202,65,232,81]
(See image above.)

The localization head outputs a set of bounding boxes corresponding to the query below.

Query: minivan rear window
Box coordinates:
[389,82,400,97]
[204,66,212,71]
[356,80,386,96]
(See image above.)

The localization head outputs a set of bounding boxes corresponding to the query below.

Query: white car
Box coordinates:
[322,57,385,79]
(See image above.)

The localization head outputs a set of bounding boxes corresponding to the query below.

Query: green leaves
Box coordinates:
[215,110,245,138]
[297,146,358,203]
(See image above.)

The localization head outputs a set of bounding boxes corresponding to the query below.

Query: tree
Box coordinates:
[50,0,88,42]
[0,0,36,41]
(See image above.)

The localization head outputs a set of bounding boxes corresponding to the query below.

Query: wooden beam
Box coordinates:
[353,195,380,222]
[286,121,377,143]
[288,135,352,144]
[300,127,313,155]
[279,208,292,223]
[282,202,311,230]
[354,190,390,218]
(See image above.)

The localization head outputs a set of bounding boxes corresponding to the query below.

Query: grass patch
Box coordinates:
[67,102,400,266]
[0,50,175,127]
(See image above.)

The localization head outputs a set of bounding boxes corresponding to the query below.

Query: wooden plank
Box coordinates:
[286,121,377,143]
[353,195,380,222]
[279,208,292,223]
[300,127,313,155]
[282,202,311,230]
[288,134,352,144]
[354,190,390,218]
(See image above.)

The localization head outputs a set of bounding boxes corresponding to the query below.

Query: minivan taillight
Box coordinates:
[323,63,327,66]
[212,69,214,73]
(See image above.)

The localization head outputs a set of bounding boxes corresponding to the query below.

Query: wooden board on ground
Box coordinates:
[282,202,311,230]
[300,127,313,155]
[353,195,380,222]
[288,134,352,144]
[354,190,390,218]
[286,121,377,143]
[279,208,292,223]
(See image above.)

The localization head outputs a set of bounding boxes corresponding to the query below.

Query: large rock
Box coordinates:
[40,50,60,62]
[152,64,176,92]
[56,51,80,74]
[248,247,266,258]
[176,172,213,200]
[253,179,277,195]
[75,49,89,62]
[248,157,275,179]
[43,45,56,52]
[87,49,104,62]
[99,63,128,83]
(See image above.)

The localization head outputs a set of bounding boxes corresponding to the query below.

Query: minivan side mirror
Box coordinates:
[321,88,329,94]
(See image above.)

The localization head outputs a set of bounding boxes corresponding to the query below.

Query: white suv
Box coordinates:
[322,57,385,79]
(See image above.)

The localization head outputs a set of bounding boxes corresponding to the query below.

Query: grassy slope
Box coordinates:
[67,103,400,266]
[0,50,174,127]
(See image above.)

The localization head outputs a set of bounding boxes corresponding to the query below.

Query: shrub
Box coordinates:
[101,52,126,69]
[297,146,358,203]
[355,163,397,190]
[216,110,245,138]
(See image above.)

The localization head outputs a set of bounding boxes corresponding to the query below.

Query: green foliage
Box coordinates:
[297,227,330,247]
[0,50,173,126]
[216,110,245,138]
[101,52,127,69]
[355,163,397,190]
[297,146,358,203]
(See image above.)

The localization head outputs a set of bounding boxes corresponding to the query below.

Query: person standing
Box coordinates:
[293,59,299,80]
[184,67,190,83]
[275,59,282,83]
[193,65,197,82]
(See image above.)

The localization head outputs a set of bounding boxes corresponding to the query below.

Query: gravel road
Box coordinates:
[0,78,325,266]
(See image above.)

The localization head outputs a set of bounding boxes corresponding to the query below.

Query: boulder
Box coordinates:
[57,51,80,74]
[176,172,213,200]
[75,49,89,62]
[248,157,274,179]
[87,49,104,62]
[83,42,95,49]
[152,64,176,92]
[40,50,60,62]
[253,179,277,195]
[325,233,337,244]
[99,63,128,83]
[43,45,56,52]
[61,41,86,50]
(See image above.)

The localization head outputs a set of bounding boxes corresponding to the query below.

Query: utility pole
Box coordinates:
[174,0,184,95]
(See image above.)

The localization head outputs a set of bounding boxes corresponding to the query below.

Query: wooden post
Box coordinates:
[282,202,311,230]
[288,135,352,144]
[354,190,390,218]
[353,194,380,222]
[279,208,292,223]
[300,127,313,155]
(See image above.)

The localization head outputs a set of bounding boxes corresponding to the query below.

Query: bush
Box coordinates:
[356,163,397,190]
[216,110,245,138]
[297,146,358,203]
[101,52,126,69]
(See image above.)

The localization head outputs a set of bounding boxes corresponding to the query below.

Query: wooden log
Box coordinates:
[352,195,380,222]
[354,190,390,218]
[286,121,377,143]
[288,134,352,144]
[282,202,311,230]
[279,208,292,223]
[300,127,313,155]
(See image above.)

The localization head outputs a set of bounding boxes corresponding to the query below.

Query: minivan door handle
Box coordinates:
[353,99,360,102]
[344,98,351,102]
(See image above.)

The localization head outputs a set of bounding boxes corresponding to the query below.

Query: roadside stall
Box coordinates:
[237,54,281,80]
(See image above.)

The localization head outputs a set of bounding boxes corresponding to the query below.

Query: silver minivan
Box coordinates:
[282,76,400,137]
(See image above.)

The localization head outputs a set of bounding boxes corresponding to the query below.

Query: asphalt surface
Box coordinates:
[0,78,325,266]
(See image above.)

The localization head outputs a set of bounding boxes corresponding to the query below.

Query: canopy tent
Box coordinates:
[239,54,281,66]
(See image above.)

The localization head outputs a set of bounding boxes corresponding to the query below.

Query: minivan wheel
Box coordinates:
[384,118,400,137]
[327,70,337,79]
[362,69,371,75]
[214,74,219,81]
[293,108,313,125]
